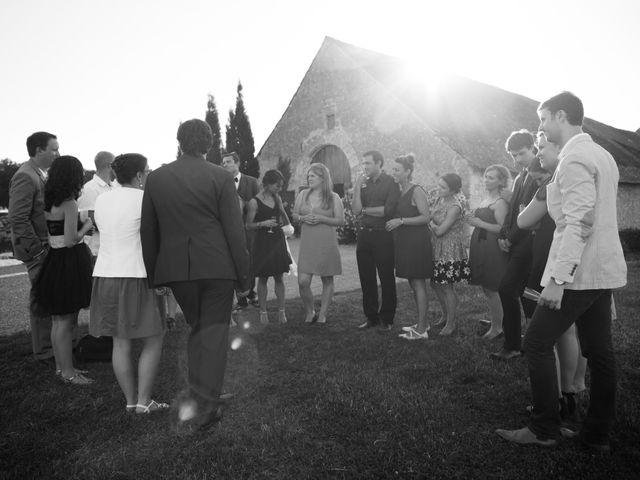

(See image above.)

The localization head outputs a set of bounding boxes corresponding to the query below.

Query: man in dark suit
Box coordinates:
[8,131,59,362]
[490,130,539,360]
[141,119,250,430]
[222,151,259,309]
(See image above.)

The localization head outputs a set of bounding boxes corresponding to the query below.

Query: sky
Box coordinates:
[1,0,639,170]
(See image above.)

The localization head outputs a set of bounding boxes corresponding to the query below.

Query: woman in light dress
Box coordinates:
[292,163,344,324]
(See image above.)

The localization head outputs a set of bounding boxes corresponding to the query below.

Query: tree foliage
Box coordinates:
[205,94,223,165]
[226,81,259,178]
[0,159,20,209]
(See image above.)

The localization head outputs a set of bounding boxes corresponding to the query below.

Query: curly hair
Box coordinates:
[112,153,147,185]
[484,164,511,190]
[44,156,85,211]
[177,119,213,155]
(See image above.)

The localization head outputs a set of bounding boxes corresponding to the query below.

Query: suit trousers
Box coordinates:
[170,279,234,406]
[25,255,53,360]
[524,289,615,442]
[498,235,534,351]
[356,228,397,325]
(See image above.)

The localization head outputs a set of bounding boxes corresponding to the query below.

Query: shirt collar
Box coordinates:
[234,172,242,182]
[93,174,110,188]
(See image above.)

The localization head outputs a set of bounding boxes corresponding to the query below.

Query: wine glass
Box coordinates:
[268,215,278,234]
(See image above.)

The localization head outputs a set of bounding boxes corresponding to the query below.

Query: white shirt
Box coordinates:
[78,174,117,255]
[234,172,241,190]
[92,188,148,278]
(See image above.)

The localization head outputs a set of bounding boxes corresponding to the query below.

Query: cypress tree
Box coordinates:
[205,94,223,164]
[233,82,259,178]
[225,109,239,159]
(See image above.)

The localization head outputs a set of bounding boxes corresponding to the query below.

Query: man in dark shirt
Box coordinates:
[490,130,539,360]
[352,150,400,331]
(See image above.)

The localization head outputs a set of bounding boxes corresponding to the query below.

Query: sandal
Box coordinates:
[316,316,326,324]
[56,368,89,376]
[278,309,287,324]
[259,311,269,325]
[136,400,170,414]
[61,373,94,385]
[398,327,429,340]
[126,404,137,413]
[401,324,430,332]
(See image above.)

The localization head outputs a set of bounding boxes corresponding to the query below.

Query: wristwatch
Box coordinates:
[552,277,566,286]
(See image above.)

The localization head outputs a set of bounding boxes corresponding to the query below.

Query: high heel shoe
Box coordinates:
[304,312,316,324]
[260,311,269,324]
[399,327,429,340]
[278,309,287,324]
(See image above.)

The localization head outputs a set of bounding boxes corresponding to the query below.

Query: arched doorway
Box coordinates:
[311,145,352,197]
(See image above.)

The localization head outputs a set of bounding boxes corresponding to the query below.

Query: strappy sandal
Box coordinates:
[126,404,137,413]
[61,373,94,385]
[56,368,89,377]
[259,311,269,325]
[278,309,287,324]
[398,327,429,340]
[135,400,170,414]
[401,324,430,332]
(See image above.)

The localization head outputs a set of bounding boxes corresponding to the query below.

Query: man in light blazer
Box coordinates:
[497,92,627,452]
[222,151,259,308]
[141,119,250,431]
[8,131,59,361]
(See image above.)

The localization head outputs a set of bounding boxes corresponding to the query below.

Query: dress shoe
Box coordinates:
[495,427,557,447]
[377,323,392,333]
[177,404,223,435]
[489,349,522,361]
[579,432,611,454]
[358,320,379,329]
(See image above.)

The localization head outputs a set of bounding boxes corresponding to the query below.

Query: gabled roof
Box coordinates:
[261,36,640,183]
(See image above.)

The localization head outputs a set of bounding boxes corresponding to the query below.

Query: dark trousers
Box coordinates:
[237,230,256,305]
[524,289,615,442]
[356,228,396,325]
[498,235,534,351]
[170,279,234,406]
[25,255,53,360]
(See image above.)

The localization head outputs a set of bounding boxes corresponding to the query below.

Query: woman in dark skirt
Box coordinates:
[385,154,433,340]
[90,153,168,414]
[34,156,94,384]
[245,170,292,325]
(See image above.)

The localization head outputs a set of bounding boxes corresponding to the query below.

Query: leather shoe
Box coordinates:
[579,432,611,454]
[495,427,557,447]
[358,320,378,329]
[489,349,522,361]
[377,323,392,332]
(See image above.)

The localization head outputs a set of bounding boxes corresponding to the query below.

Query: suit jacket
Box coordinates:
[500,170,537,246]
[237,173,260,206]
[140,154,250,290]
[8,159,48,262]
[541,133,627,290]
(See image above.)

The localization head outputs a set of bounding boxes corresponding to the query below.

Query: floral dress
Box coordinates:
[429,194,471,284]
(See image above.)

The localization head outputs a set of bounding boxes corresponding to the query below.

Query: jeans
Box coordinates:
[356,229,397,325]
[524,289,615,442]
[498,235,534,351]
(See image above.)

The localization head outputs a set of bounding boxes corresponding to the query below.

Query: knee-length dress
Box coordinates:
[297,192,342,276]
[252,197,291,277]
[393,185,433,279]
[34,218,93,315]
[430,194,471,284]
[468,202,508,290]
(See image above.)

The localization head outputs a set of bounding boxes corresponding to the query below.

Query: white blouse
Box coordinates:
[92,188,148,278]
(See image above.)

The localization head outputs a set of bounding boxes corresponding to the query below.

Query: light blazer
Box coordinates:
[541,133,627,290]
[140,154,250,289]
[8,159,48,262]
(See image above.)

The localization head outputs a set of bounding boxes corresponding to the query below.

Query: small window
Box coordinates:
[327,114,335,130]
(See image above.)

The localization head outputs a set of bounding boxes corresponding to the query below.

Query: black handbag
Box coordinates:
[74,335,113,363]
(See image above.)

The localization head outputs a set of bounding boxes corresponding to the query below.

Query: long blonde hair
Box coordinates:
[305,163,334,209]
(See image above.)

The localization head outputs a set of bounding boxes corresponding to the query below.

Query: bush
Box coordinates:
[337,192,358,244]
[0,213,12,254]
[620,229,640,253]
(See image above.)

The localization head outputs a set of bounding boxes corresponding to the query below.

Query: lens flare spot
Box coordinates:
[178,400,197,422]
[231,337,242,350]
[242,321,250,330]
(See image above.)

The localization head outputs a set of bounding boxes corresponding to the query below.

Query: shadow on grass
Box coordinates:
[1,273,639,479]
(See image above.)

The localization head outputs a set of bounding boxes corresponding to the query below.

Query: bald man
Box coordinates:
[78,151,117,256]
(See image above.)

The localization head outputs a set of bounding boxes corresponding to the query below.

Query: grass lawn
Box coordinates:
[0,252,639,479]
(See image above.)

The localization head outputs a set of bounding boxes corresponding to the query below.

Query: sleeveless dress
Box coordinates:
[34,216,93,315]
[297,192,342,276]
[528,178,555,291]
[393,185,433,279]
[468,201,509,290]
[430,195,471,284]
[251,197,292,277]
